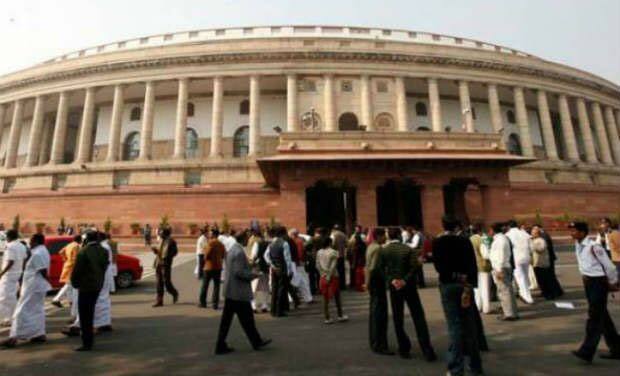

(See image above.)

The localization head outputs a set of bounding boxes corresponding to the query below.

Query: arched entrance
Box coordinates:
[306,180,356,233]
[376,178,423,228]
[443,178,480,226]
[338,112,359,131]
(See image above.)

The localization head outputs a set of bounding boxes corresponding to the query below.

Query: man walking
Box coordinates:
[331,225,348,290]
[0,230,28,327]
[433,216,483,376]
[365,227,393,355]
[506,220,534,304]
[70,231,109,351]
[265,226,292,317]
[51,235,82,308]
[488,223,519,321]
[199,228,226,309]
[215,231,271,354]
[569,222,620,363]
[376,227,436,361]
[152,228,179,307]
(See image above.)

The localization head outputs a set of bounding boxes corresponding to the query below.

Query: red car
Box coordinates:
[46,236,143,289]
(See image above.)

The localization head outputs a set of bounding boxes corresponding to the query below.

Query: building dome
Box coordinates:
[0,25,619,239]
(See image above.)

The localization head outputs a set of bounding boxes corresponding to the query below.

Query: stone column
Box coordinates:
[558,94,580,162]
[591,102,613,165]
[395,76,408,132]
[421,183,445,235]
[323,74,336,132]
[286,74,299,132]
[459,81,474,132]
[172,78,189,159]
[38,119,53,165]
[4,99,24,169]
[360,75,373,130]
[210,76,224,158]
[25,95,46,167]
[0,104,5,138]
[603,106,620,164]
[487,84,503,133]
[513,87,534,157]
[75,87,97,164]
[248,75,261,156]
[49,92,70,165]
[138,81,156,160]
[106,85,125,162]
[536,90,559,161]
[576,98,597,163]
[428,78,442,132]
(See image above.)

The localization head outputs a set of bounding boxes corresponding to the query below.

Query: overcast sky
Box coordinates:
[1,0,619,84]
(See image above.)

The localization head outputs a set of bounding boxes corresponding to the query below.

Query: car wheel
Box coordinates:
[116,271,133,289]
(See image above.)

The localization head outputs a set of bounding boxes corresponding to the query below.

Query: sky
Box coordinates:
[1,0,619,84]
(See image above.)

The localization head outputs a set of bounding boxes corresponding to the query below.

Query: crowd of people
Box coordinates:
[0,215,618,374]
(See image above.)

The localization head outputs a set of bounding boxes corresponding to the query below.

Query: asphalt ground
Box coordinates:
[0,252,619,376]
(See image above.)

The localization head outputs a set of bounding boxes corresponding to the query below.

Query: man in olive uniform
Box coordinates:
[71,231,109,351]
[152,228,179,307]
[376,227,436,361]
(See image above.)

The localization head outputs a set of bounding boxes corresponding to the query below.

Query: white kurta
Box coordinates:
[10,245,51,339]
[0,241,28,323]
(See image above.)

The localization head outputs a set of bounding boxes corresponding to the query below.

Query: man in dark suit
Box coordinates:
[376,227,436,361]
[215,231,271,354]
[152,227,179,307]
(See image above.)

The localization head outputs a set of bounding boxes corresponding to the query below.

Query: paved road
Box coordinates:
[0,253,619,375]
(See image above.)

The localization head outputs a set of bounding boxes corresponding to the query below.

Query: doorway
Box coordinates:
[306,180,357,233]
[338,112,359,131]
[443,179,477,226]
[376,179,423,228]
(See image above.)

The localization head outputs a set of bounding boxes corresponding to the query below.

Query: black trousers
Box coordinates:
[337,257,346,290]
[199,269,222,308]
[306,261,319,295]
[156,263,178,299]
[389,282,433,355]
[216,299,263,350]
[534,267,557,300]
[369,274,389,352]
[78,290,100,349]
[270,269,289,317]
[547,261,564,298]
[577,277,620,359]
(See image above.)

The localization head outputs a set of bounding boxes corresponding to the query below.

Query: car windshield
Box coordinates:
[47,240,70,255]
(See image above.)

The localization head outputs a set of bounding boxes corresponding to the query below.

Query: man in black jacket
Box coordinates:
[71,231,109,351]
[152,227,179,307]
[432,216,483,376]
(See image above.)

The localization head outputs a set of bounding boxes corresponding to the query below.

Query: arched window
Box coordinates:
[233,126,250,157]
[471,107,477,120]
[506,110,516,124]
[415,102,428,117]
[186,127,199,158]
[122,131,140,161]
[130,107,141,121]
[187,102,195,117]
[507,133,523,155]
[374,113,395,130]
[239,99,250,115]
[338,112,359,131]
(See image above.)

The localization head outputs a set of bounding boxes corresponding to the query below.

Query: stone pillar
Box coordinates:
[591,102,613,165]
[49,92,70,165]
[38,119,53,165]
[248,75,261,156]
[323,74,336,132]
[576,98,597,163]
[138,81,156,160]
[0,104,5,137]
[603,106,620,164]
[75,87,97,164]
[173,78,188,159]
[210,76,224,158]
[106,85,125,162]
[459,80,474,132]
[356,182,378,229]
[395,76,408,132]
[558,94,580,162]
[360,75,373,130]
[286,74,299,132]
[428,78,442,132]
[536,90,559,161]
[25,95,46,167]
[487,84,503,133]
[4,99,24,169]
[421,183,445,235]
[513,87,534,157]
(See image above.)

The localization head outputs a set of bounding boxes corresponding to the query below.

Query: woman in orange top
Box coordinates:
[51,235,82,308]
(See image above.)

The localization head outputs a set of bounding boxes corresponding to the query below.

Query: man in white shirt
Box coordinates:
[569,222,620,363]
[1,234,51,348]
[488,223,518,321]
[195,229,208,279]
[0,230,28,326]
[505,221,534,304]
